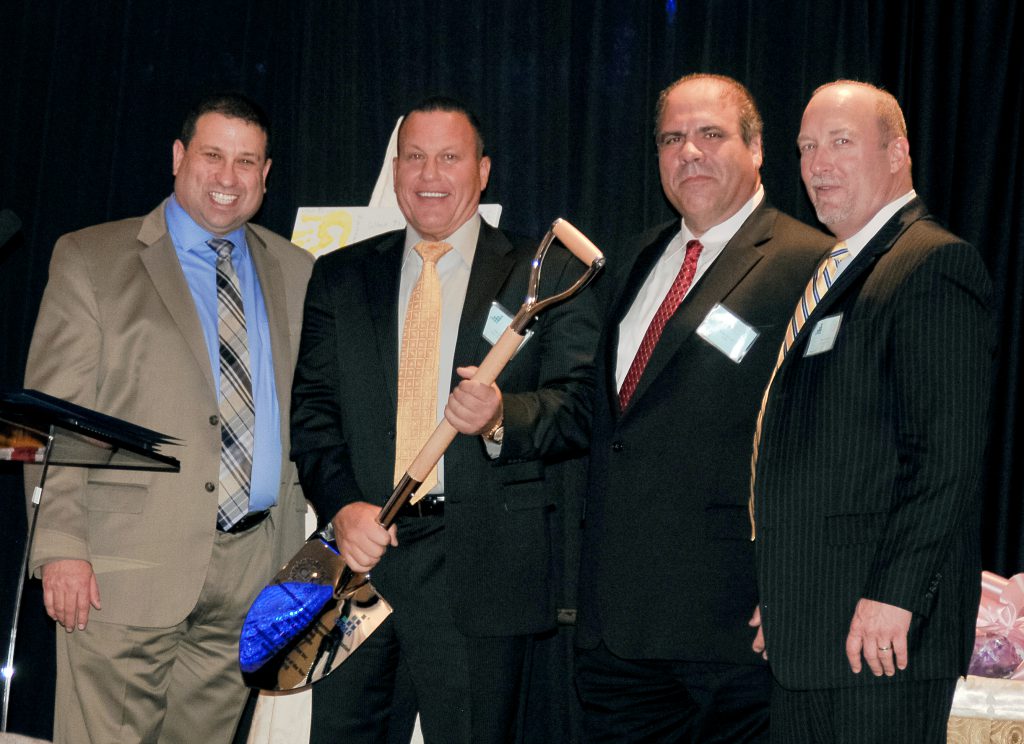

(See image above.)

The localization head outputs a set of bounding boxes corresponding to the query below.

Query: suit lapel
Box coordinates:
[247,226,291,436]
[605,222,677,415]
[619,204,775,415]
[451,223,518,385]
[781,198,928,364]
[137,205,216,392]
[368,232,404,409]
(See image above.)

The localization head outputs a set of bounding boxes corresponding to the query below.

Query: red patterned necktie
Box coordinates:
[618,239,704,409]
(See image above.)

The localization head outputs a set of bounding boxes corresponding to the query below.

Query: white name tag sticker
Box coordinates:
[804,313,843,356]
[695,303,760,363]
[482,301,532,350]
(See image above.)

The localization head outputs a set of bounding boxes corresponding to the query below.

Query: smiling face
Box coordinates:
[393,110,491,242]
[656,78,763,237]
[172,112,271,236]
[797,84,910,239]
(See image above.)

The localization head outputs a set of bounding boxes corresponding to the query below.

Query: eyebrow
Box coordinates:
[796,127,855,143]
[658,124,725,136]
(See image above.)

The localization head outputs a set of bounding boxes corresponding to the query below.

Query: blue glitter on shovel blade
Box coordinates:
[240,582,335,672]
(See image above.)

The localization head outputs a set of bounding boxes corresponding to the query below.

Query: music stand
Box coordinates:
[0,389,181,732]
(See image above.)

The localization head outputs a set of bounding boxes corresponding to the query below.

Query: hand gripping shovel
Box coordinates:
[240,218,605,690]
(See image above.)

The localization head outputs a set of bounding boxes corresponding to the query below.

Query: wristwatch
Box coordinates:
[484,418,504,445]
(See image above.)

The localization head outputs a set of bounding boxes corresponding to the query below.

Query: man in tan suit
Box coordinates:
[23,93,312,743]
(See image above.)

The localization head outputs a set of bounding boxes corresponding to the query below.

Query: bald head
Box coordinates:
[796,81,913,239]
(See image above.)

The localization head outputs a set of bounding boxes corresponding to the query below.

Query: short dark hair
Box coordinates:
[179,92,271,158]
[397,96,486,158]
[655,73,764,147]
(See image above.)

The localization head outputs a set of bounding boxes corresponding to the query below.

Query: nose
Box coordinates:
[214,159,238,185]
[421,156,441,179]
[679,139,703,163]
[808,147,832,175]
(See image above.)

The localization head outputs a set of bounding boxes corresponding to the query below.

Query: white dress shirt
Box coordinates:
[616,186,765,391]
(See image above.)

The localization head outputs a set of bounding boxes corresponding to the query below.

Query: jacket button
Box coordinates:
[205,482,216,492]
[209,415,219,426]
[611,441,624,452]
[387,430,395,440]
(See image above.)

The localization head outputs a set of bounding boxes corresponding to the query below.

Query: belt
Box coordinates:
[398,495,445,518]
[217,509,270,534]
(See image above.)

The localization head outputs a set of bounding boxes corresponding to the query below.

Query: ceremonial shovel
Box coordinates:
[239,218,604,690]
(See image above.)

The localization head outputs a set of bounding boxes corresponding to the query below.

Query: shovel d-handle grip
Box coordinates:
[552,218,603,267]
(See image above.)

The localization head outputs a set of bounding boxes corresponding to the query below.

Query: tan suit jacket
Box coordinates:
[24,199,312,627]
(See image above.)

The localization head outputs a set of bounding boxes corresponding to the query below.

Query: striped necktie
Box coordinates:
[618,239,704,410]
[394,240,453,491]
[748,242,849,538]
[209,238,256,530]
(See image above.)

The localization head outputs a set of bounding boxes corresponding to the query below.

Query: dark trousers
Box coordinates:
[769,675,958,744]
[575,641,770,743]
[309,517,532,744]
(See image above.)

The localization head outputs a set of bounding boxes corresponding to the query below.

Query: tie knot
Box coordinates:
[208,238,235,260]
[829,241,849,262]
[415,241,453,264]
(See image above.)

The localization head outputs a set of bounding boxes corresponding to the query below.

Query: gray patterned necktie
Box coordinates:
[209,238,255,530]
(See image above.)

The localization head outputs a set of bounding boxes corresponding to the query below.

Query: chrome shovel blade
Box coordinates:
[239,534,393,690]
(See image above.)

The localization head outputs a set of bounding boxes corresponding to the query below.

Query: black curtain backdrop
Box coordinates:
[1,1,1021,739]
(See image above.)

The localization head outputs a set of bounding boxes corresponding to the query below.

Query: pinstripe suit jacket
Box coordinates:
[753,198,996,689]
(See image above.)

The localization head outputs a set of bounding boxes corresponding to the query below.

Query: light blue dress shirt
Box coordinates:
[165,195,281,511]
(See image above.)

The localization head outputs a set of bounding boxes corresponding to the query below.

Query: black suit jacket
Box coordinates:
[576,200,831,663]
[753,198,996,689]
[290,221,600,637]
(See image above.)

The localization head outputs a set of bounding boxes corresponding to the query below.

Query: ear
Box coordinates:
[392,156,399,193]
[478,155,492,191]
[749,135,764,169]
[888,136,910,174]
[172,140,185,176]
[261,158,272,193]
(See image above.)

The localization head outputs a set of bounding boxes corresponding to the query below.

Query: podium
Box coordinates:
[0,390,180,732]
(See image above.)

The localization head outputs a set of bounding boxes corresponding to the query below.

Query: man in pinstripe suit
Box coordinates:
[750,81,996,742]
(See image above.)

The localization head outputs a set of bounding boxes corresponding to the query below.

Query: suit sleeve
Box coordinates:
[23,234,101,572]
[289,259,365,526]
[860,241,995,615]
[496,249,601,465]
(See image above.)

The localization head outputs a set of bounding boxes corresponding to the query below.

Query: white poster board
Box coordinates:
[290,204,503,257]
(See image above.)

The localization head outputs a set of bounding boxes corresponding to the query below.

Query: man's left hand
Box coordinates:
[846,597,912,676]
[445,365,502,436]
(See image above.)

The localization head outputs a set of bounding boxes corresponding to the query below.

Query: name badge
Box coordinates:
[804,313,843,356]
[695,303,759,363]
[482,301,533,350]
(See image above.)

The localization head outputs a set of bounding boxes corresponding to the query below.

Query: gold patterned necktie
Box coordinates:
[748,242,850,538]
[209,238,256,530]
[394,241,453,491]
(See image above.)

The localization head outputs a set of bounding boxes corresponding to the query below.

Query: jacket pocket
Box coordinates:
[496,458,545,486]
[85,482,146,513]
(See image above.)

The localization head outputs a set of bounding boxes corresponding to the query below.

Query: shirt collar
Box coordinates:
[842,190,917,259]
[402,213,481,270]
[679,184,765,246]
[165,194,249,262]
